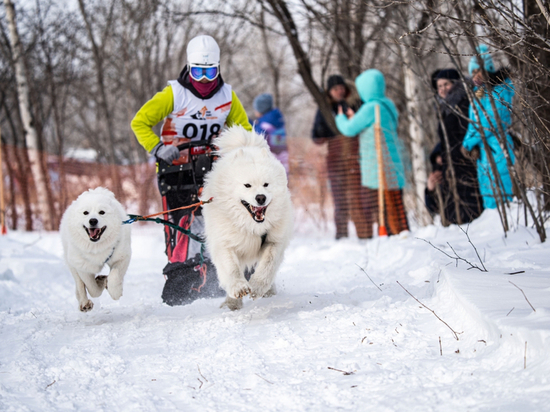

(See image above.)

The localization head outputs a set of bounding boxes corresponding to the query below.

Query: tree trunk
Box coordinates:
[78,0,124,201]
[265,0,339,135]
[4,0,54,230]
[524,0,550,211]
[403,57,431,226]
[0,126,5,234]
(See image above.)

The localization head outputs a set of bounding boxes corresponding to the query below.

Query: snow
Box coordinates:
[1,206,549,411]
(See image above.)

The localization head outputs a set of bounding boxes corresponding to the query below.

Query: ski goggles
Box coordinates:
[189,64,219,81]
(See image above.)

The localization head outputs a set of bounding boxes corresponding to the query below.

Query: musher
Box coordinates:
[131,34,252,305]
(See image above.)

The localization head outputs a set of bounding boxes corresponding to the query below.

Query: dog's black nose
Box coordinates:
[256,194,266,205]
[89,218,98,226]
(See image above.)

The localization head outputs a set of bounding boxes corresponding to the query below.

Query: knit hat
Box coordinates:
[468,44,495,75]
[326,74,346,92]
[187,35,220,66]
[436,69,460,81]
[431,68,460,90]
[253,93,273,115]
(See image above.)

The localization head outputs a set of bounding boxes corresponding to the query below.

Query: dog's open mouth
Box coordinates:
[241,200,267,223]
[84,226,107,242]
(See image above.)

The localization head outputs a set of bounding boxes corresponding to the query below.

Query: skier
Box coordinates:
[131,35,252,305]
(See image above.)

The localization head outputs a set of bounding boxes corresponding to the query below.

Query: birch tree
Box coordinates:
[4,0,53,230]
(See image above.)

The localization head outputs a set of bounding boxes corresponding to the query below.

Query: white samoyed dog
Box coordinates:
[201,126,293,310]
[60,187,131,312]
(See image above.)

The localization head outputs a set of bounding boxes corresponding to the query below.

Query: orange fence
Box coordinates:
[0,138,400,238]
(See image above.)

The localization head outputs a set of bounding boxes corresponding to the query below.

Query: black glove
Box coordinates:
[151,143,180,164]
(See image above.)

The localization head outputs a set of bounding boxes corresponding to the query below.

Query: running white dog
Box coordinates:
[60,187,131,312]
[201,126,293,310]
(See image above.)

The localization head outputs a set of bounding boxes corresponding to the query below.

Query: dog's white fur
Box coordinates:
[60,187,131,312]
[201,126,293,310]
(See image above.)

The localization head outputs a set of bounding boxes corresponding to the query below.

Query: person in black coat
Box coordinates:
[425,69,483,225]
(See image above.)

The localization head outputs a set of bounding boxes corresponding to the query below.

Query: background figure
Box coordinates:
[462,44,515,209]
[335,69,408,236]
[253,93,289,174]
[311,75,370,239]
[425,69,483,224]
[131,35,251,305]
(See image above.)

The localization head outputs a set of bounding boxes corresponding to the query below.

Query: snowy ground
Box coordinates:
[1,206,549,411]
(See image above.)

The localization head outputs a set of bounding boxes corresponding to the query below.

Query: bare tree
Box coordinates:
[78,0,124,200]
[4,0,54,230]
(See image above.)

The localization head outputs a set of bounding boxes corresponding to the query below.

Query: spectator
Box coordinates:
[311,75,370,239]
[462,44,515,209]
[253,93,289,174]
[425,69,483,224]
[335,69,408,236]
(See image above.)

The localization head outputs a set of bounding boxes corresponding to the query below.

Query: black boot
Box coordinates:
[161,254,225,306]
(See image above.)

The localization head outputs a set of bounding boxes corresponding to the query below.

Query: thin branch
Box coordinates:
[417,238,487,272]
[327,367,354,375]
[535,0,550,27]
[255,373,274,384]
[396,281,462,341]
[356,264,382,291]
[197,365,208,383]
[458,225,487,271]
[509,281,536,312]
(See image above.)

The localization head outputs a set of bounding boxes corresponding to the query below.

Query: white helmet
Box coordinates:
[187,35,220,66]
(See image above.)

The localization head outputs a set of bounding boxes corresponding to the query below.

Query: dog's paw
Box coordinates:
[106,278,123,300]
[79,300,94,312]
[95,275,108,289]
[227,280,251,299]
[249,277,274,300]
[220,296,243,311]
[262,284,277,298]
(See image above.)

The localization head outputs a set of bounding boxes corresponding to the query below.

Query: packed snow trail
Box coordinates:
[1,209,549,411]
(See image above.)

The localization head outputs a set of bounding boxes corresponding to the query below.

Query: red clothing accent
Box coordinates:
[170,215,190,263]
[215,101,232,111]
[190,78,219,97]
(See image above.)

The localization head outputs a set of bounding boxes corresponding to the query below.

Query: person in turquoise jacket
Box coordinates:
[462,44,515,209]
[335,69,408,236]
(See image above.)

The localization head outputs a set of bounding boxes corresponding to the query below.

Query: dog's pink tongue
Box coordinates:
[254,206,266,219]
[89,228,101,239]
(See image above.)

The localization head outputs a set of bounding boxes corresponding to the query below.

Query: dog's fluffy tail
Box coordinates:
[215,125,269,155]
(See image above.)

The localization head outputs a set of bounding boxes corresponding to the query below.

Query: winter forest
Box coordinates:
[0,0,549,236]
[1,0,550,411]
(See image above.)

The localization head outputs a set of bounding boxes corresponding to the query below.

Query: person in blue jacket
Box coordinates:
[253,93,289,174]
[335,69,408,236]
[462,44,515,209]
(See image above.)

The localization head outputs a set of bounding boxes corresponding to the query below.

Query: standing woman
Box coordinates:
[462,44,515,209]
[335,69,408,236]
[425,69,483,224]
[311,75,370,239]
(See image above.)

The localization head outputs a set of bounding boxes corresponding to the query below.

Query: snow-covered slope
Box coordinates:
[1,209,549,411]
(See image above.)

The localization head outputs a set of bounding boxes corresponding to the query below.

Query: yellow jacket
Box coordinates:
[131,85,252,153]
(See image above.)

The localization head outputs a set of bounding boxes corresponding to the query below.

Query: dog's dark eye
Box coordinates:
[99,211,105,215]
[244,184,251,188]
[264,183,269,187]
[83,211,89,215]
